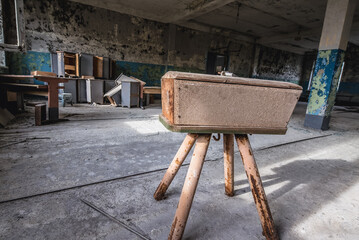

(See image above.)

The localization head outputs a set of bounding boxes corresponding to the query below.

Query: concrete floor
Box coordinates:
[0,102,358,240]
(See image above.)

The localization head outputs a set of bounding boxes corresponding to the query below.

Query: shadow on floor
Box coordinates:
[232,158,359,231]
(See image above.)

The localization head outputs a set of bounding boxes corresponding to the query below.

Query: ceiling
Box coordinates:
[70,0,359,55]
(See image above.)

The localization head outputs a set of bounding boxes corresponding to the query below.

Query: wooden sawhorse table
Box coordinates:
[155,71,302,239]
[154,133,279,240]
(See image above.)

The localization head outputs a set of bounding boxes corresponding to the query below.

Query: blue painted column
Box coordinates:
[304,0,356,130]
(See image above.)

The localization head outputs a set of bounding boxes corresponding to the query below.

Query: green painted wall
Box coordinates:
[6,51,52,85]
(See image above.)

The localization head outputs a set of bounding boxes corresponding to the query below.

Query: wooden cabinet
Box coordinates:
[56,51,79,77]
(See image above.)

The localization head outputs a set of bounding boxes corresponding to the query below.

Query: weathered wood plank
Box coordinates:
[161,71,302,134]
[0,83,48,89]
[93,56,104,78]
[159,115,287,134]
[144,86,161,94]
[164,71,302,90]
[31,71,57,77]
[174,80,301,129]
[162,78,174,124]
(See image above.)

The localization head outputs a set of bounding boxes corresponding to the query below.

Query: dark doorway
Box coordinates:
[206,52,228,75]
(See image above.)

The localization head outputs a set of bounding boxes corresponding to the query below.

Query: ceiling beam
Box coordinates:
[161,0,236,23]
[257,28,322,45]
[258,20,359,45]
[70,0,163,22]
[177,20,255,43]
[265,43,308,55]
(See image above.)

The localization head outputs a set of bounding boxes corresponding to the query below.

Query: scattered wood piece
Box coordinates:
[64,65,76,71]
[80,198,151,240]
[31,71,57,77]
[93,56,104,78]
[104,79,122,106]
[143,86,161,95]
[26,101,46,107]
[0,74,34,80]
[23,91,48,97]
[0,108,15,127]
[81,75,95,79]
[107,96,117,106]
[35,104,46,126]
[62,52,78,76]
[130,76,146,85]
[0,82,48,89]
[7,91,17,101]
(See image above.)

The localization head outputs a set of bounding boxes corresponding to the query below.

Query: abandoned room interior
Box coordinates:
[0,0,358,239]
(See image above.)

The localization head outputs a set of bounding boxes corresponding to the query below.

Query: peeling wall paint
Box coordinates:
[114,61,170,86]
[306,49,345,115]
[21,0,257,80]
[252,45,303,84]
[300,42,359,104]
[6,51,51,84]
[25,0,168,65]
[6,0,308,87]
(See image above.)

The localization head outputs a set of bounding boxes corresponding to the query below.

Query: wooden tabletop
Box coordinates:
[162,71,303,90]
[0,82,48,89]
[0,74,35,81]
[143,86,161,94]
[0,74,72,83]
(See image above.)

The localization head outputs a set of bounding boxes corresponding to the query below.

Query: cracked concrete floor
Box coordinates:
[0,102,358,240]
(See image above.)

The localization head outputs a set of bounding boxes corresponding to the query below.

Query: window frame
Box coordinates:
[0,0,25,52]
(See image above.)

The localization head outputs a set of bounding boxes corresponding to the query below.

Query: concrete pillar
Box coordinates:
[304,0,356,130]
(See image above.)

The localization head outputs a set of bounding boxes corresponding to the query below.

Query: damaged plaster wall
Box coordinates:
[168,26,254,76]
[300,51,316,91]
[25,0,169,65]
[8,0,305,84]
[341,43,359,96]
[252,45,304,84]
[23,0,256,76]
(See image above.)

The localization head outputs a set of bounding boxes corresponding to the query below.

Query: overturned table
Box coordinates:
[154,71,302,240]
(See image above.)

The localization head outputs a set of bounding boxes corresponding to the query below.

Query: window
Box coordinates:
[0,0,25,52]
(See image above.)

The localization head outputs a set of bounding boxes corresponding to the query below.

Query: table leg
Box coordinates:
[168,134,211,240]
[0,87,7,108]
[146,93,150,106]
[47,82,59,121]
[154,133,198,200]
[235,134,279,240]
[17,92,24,110]
[223,134,234,196]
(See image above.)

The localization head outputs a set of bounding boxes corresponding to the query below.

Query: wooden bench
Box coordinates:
[0,82,48,112]
[143,86,161,105]
[0,74,70,121]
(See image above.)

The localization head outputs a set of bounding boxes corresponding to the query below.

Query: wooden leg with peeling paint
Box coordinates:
[168,134,211,240]
[235,134,279,240]
[223,134,234,196]
[154,133,198,201]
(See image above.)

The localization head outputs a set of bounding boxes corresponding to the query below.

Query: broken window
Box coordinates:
[0,0,25,54]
